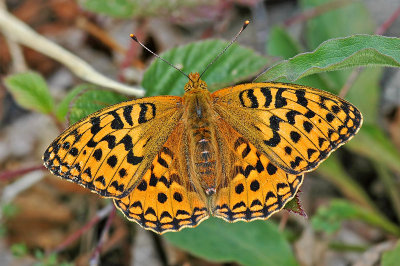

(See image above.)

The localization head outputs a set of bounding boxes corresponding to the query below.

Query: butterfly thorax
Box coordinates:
[183,73,220,196]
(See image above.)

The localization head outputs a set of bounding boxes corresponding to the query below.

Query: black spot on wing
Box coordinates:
[109,110,124,129]
[119,135,133,151]
[264,131,281,147]
[90,117,102,135]
[101,135,116,149]
[127,150,143,165]
[270,115,284,131]
[286,110,302,125]
[138,103,156,124]
[260,87,272,108]
[123,105,134,126]
[295,89,308,107]
[239,89,259,108]
[275,88,287,108]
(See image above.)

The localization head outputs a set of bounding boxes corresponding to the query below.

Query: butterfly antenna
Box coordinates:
[199,20,250,79]
[130,34,193,81]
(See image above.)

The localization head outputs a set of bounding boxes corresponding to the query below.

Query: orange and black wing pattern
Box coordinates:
[43,96,183,199]
[212,82,362,175]
[114,123,209,233]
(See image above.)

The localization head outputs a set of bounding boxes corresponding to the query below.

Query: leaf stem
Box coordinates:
[0,8,145,97]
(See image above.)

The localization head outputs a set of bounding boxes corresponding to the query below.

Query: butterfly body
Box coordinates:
[183,73,221,197]
[44,71,362,233]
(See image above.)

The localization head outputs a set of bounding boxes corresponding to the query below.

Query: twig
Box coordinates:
[0,164,45,181]
[283,0,353,27]
[51,203,114,254]
[375,6,400,35]
[76,16,127,55]
[278,212,289,231]
[1,170,45,204]
[89,206,116,266]
[338,67,362,98]
[0,8,145,97]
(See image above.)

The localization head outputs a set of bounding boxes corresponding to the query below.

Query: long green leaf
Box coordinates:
[255,35,400,82]
[164,218,298,266]
[312,199,400,236]
[4,72,54,114]
[142,40,268,96]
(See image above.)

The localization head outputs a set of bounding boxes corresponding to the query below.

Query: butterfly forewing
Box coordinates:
[114,123,209,233]
[213,118,303,221]
[43,96,183,198]
[212,82,363,175]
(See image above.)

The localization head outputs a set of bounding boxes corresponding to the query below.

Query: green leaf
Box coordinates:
[255,35,400,82]
[267,26,302,59]
[312,199,400,236]
[4,72,54,114]
[55,84,91,122]
[164,218,298,266]
[69,89,127,124]
[284,194,307,217]
[81,0,137,18]
[382,241,400,266]
[2,203,19,218]
[142,40,268,96]
[81,0,220,18]
[11,243,28,258]
[346,125,400,174]
[265,26,331,91]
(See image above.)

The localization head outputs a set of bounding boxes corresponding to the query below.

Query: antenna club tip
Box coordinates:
[243,20,250,28]
[130,34,138,42]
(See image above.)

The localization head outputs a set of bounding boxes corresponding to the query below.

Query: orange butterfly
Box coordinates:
[43,21,362,234]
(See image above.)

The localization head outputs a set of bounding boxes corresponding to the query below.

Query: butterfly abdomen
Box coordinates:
[184,90,219,195]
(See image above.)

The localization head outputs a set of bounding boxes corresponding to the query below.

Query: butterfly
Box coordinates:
[43,22,362,234]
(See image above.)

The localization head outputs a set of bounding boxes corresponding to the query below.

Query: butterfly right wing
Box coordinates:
[43,96,184,199]
[212,82,362,175]
[114,122,209,234]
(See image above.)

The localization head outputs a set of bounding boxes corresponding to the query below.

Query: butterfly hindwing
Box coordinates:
[212,82,362,175]
[114,123,209,233]
[43,96,183,198]
[213,118,303,221]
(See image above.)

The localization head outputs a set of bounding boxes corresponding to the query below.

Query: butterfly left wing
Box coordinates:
[114,123,209,234]
[43,96,183,199]
[212,82,362,175]
[212,118,303,221]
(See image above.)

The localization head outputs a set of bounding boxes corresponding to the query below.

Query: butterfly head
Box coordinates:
[184,72,208,92]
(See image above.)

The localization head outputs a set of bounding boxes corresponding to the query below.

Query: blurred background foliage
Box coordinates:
[1,0,400,265]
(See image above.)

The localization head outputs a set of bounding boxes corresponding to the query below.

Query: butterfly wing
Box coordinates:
[114,122,209,233]
[43,96,184,198]
[212,82,362,175]
[212,118,303,221]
